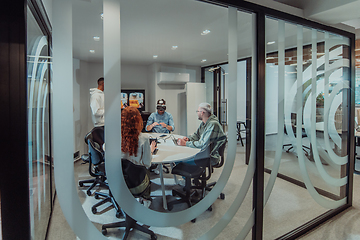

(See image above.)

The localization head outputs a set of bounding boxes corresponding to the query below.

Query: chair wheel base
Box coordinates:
[102,228,107,235]
[92,207,97,214]
[191,218,196,223]
[79,182,84,187]
[207,206,212,211]
[220,193,225,200]
[116,211,122,218]
[86,190,92,196]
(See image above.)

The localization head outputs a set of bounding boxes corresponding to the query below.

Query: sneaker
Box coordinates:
[139,197,152,208]
[143,199,152,208]
[153,168,160,175]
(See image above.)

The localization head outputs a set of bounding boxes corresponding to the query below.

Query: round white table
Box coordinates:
[144,133,201,210]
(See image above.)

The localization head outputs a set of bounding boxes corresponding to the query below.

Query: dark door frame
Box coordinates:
[0,0,52,239]
[200,1,355,239]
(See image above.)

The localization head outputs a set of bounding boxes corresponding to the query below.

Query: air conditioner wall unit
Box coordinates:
[157,72,190,84]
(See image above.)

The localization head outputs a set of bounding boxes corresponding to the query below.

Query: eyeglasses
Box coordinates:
[196,110,203,113]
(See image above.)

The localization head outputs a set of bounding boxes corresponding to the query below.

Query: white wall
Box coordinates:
[151,63,201,136]
[121,63,150,112]
[73,59,91,156]
[265,64,296,135]
[222,61,247,122]
[265,64,279,135]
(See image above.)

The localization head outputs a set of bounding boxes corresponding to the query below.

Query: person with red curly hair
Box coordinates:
[121,106,156,168]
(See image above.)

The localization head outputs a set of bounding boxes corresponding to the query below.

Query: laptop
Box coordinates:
[171,135,179,145]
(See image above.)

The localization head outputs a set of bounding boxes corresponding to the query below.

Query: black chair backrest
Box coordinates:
[88,138,104,165]
[121,159,150,197]
[84,127,104,146]
[213,141,227,168]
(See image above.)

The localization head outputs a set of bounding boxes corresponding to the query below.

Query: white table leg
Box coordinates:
[158,163,167,210]
[171,163,179,184]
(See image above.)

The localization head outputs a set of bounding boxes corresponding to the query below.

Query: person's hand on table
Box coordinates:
[159,122,167,128]
[177,138,187,146]
[182,136,189,141]
[150,141,157,153]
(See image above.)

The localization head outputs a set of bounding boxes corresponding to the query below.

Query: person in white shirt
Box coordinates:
[90,77,105,127]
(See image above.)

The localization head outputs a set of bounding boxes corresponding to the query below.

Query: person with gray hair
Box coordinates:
[177,102,226,166]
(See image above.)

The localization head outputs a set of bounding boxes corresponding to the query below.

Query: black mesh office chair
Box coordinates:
[202,141,227,201]
[167,144,212,222]
[102,159,157,240]
[78,127,121,218]
[78,127,107,196]
[283,125,310,156]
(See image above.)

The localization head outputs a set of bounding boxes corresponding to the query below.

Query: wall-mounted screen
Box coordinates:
[121,89,145,112]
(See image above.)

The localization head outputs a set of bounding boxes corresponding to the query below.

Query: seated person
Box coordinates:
[121,106,156,204]
[145,99,174,133]
[177,102,226,166]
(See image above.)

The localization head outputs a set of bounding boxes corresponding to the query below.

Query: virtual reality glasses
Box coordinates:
[156,105,166,111]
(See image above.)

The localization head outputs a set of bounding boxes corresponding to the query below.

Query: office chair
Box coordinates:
[237,121,246,146]
[102,159,157,240]
[202,141,227,202]
[167,145,211,222]
[78,128,122,218]
[78,127,107,196]
[282,113,310,156]
[283,125,310,156]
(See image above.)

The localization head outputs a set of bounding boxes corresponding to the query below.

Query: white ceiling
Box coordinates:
[72,0,255,66]
[273,0,360,29]
[71,0,360,65]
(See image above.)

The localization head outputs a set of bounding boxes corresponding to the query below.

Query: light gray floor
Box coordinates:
[47,142,360,239]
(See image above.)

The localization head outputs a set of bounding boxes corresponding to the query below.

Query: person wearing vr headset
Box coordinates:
[145,99,174,133]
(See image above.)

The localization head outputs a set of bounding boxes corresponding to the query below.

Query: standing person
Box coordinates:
[177,102,226,166]
[90,77,105,127]
[146,99,175,133]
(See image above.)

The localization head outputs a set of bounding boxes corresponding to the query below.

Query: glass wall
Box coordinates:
[27,6,53,240]
[52,0,258,239]
[264,17,350,238]
[50,1,354,240]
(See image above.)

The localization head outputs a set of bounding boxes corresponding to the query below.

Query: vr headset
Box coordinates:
[156,105,166,111]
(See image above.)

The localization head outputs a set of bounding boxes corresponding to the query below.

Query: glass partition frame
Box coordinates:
[1,0,355,240]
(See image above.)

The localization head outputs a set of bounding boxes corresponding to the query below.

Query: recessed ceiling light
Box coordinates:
[89,50,95,53]
[100,13,104,20]
[201,30,211,35]
[267,41,275,45]
[93,36,100,41]
[201,59,207,62]
[153,55,158,59]
[171,46,178,50]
